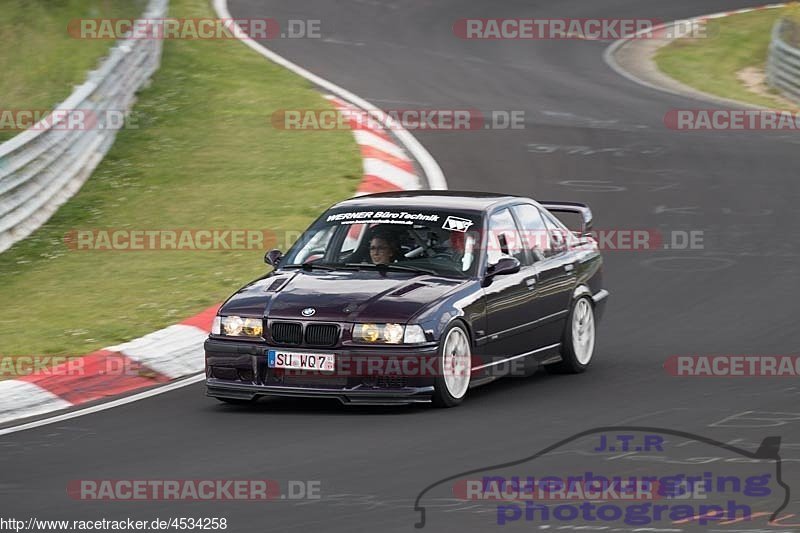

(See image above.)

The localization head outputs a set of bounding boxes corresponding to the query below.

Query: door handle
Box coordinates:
[564,263,575,273]
[525,277,537,290]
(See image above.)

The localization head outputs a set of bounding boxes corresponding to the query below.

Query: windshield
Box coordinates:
[280,207,484,278]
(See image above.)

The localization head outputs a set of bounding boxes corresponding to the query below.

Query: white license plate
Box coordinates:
[267,350,335,371]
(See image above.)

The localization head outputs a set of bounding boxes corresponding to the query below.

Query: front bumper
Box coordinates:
[205,338,439,405]
[206,380,435,405]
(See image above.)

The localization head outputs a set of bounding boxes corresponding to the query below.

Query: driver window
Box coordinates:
[487,208,525,266]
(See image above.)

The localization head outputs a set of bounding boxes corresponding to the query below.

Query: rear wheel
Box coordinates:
[549,296,595,374]
[432,323,472,407]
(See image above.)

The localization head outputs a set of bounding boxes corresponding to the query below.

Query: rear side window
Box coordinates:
[511,204,550,264]
[540,208,574,254]
[487,208,525,266]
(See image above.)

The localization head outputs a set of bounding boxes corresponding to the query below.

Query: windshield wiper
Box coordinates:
[343,262,438,276]
[281,263,338,271]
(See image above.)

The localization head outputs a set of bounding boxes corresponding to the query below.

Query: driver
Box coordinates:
[369,231,401,265]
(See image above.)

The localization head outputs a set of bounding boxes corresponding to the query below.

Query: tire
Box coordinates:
[432,322,472,407]
[549,296,596,374]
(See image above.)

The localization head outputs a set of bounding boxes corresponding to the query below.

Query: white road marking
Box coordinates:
[0,374,205,437]
[321,38,365,47]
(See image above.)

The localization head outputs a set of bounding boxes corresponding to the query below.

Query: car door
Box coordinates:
[480,207,538,362]
[511,203,559,345]
[534,205,579,344]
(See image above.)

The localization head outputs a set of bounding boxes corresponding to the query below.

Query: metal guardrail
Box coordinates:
[0,0,168,253]
[767,17,800,104]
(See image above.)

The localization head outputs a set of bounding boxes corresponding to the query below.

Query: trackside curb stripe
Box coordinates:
[106,324,210,379]
[19,350,170,405]
[362,158,420,190]
[0,381,73,425]
[353,130,412,160]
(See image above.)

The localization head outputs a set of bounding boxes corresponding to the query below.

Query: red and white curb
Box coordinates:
[326,95,422,194]
[604,4,786,104]
[0,306,218,424]
[0,73,435,429]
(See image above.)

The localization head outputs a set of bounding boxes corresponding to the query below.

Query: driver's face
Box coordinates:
[369,237,393,264]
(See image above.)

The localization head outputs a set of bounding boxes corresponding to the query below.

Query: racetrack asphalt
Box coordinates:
[2,1,799,531]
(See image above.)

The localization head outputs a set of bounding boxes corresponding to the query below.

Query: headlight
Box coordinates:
[352,323,427,344]
[215,315,263,337]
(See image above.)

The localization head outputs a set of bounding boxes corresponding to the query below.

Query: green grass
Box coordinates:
[655,7,794,108]
[0,0,147,142]
[0,0,362,357]
[785,3,800,46]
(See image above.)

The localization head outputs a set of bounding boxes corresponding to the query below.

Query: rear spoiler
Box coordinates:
[539,201,593,236]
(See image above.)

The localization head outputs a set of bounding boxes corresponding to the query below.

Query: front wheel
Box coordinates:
[549,296,596,374]
[432,323,472,407]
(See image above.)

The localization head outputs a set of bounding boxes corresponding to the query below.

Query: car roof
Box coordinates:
[332,190,525,212]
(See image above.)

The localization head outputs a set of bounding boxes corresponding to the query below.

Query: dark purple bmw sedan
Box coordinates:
[205,191,608,407]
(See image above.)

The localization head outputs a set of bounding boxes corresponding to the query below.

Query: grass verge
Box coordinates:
[0,0,147,142]
[655,7,796,109]
[0,0,362,358]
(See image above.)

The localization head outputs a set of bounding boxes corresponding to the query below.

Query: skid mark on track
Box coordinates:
[528,142,667,157]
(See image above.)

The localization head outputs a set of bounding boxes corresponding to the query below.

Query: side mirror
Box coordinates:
[485,256,521,279]
[264,249,283,267]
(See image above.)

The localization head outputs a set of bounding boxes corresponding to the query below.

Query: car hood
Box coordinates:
[219,269,465,323]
